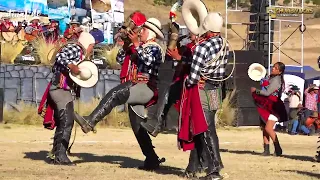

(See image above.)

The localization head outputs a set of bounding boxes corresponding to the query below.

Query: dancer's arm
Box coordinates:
[135,45,161,65]
[55,45,82,73]
[185,45,207,87]
[255,77,281,96]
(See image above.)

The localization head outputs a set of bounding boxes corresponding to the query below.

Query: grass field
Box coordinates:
[0,124,319,180]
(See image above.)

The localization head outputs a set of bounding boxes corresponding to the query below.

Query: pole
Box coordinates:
[0,41,4,123]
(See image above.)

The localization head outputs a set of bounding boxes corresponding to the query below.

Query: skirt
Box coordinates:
[252,92,288,124]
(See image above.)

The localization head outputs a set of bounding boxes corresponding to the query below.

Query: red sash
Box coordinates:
[177,77,208,151]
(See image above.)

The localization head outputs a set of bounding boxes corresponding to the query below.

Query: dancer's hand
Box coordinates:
[167,48,181,60]
[250,87,256,93]
[68,64,80,75]
[128,30,139,47]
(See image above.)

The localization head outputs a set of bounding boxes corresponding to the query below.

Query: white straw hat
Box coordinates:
[248,63,267,81]
[144,18,164,40]
[69,61,99,88]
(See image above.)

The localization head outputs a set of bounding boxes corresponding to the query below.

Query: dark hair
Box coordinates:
[274,62,286,99]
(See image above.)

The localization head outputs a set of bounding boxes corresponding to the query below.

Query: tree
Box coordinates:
[313,0,320,5]
[283,0,291,5]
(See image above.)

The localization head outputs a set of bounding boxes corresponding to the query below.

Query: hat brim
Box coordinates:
[30,17,40,22]
[248,63,267,81]
[69,61,99,88]
[144,21,164,40]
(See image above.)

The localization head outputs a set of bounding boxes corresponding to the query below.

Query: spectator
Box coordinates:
[287,86,302,135]
[304,84,318,117]
[89,23,104,44]
[300,111,318,135]
[63,20,82,41]
[0,17,15,32]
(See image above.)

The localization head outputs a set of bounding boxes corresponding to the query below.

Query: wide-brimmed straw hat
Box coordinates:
[248,63,267,81]
[70,19,80,25]
[198,12,224,36]
[30,16,40,23]
[69,61,99,88]
[310,111,318,118]
[308,84,319,92]
[144,18,164,40]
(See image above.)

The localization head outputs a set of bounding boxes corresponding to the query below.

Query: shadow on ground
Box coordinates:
[282,170,320,179]
[23,151,184,176]
[224,149,317,163]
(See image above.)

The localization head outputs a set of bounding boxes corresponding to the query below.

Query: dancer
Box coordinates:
[141,31,211,177]
[168,12,227,180]
[251,62,287,156]
[39,32,96,165]
[75,16,166,170]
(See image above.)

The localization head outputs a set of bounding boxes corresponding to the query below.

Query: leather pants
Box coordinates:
[186,110,223,175]
[128,105,163,170]
[49,89,75,165]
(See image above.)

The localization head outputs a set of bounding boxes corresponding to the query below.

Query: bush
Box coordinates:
[97,45,121,70]
[3,98,130,128]
[1,42,25,64]
[283,0,291,5]
[306,0,310,4]
[216,89,238,127]
[313,0,320,5]
[31,37,63,65]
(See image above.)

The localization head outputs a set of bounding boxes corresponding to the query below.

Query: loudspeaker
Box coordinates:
[230,50,266,126]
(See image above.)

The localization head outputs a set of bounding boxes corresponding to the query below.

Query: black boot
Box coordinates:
[140,87,171,137]
[273,135,283,156]
[141,78,183,137]
[184,149,201,177]
[74,81,132,133]
[128,106,165,170]
[198,172,223,180]
[52,102,76,166]
[262,143,270,156]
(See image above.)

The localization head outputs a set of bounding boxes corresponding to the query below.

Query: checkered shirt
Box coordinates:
[186,36,229,86]
[52,43,83,74]
[304,89,317,111]
[116,44,163,77]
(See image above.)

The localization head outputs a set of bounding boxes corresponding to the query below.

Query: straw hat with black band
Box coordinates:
[143,18,164,40]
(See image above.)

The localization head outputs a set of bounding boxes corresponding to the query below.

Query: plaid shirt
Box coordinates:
[52,43,83,74]
[304,88,317,111]
[186,36,229,86]
[116,44,163,76]
[135,44,163,76]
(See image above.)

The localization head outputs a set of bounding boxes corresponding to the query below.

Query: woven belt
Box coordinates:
[133,73,150,84]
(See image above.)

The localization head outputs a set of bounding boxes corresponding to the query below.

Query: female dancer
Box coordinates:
[251,62,288,156]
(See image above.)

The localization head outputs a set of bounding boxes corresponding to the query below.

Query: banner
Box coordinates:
[47,0,70,34]
[91,0,124,44]
[0,0,49,24]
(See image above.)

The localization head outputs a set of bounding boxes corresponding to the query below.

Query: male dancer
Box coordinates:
[75,17,166,170]
[39,32,96,165]
[141,31,209,177]
[178,13,228,180]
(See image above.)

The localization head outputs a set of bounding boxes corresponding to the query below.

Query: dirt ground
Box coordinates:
[0,124,319,180]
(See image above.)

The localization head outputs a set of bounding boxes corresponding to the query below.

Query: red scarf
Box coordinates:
[177,77,208,151]
[38,82,55,130]
[119,44,140,83]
